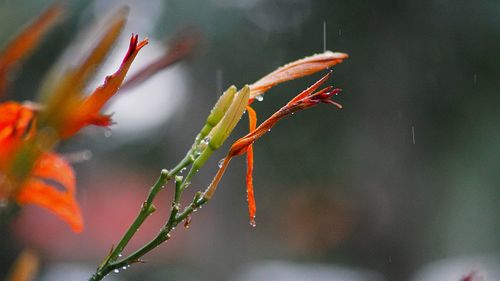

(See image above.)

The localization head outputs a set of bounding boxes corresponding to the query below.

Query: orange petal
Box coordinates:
[31,152,75,193]
[17,178,83,233]
[0,102,34,140]
[60,34,148,138]
[245,106,257,226]
[81,34,148,114]
[0,5,63,94]
[249,51,348,98]
[40,8,128,136]
[287,71,332,105]
[121,27,200,91]
[70,7,129,89]
[0,102,34,166]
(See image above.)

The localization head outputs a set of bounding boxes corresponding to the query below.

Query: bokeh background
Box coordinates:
[1,0,499,280]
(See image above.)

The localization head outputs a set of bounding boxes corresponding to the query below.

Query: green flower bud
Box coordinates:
[208,85,250,150]
[199,85,237,140]
[191,86,250,171]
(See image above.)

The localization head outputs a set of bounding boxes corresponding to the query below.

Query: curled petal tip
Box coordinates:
[324,100,343,109]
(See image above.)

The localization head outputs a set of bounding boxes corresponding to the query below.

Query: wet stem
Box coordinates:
[89,149,208,281]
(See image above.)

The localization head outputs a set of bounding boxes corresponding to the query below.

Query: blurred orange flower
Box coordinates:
[0,102,82,232]
[0,6,149,233]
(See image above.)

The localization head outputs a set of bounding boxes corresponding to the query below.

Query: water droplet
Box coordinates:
[255,95,264,102]
[249,217,256,227]
[118,253,122,257]
[202,137,210,144]
[122,266,127,270]
[217,158,225,168]
[180,167,186,173]
[114,269,119,273]
[104,130,112,138]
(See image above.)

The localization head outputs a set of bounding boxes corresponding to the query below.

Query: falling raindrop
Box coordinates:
[323,20,327,52]
[104,130,112,138]
[255,95,264,102]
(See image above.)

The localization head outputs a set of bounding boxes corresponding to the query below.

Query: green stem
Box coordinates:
[99,169,168,268]
[94,195,208,279]
[90,153,193,281]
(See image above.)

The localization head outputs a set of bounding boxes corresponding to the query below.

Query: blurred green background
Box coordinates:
[1,0,499,280]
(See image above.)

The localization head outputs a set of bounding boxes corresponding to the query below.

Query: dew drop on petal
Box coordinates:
[218,158,225,168]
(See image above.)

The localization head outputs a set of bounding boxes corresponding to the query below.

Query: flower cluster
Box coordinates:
[0,5,194,232]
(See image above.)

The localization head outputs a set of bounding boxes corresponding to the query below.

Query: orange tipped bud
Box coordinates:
[249,51,348,99]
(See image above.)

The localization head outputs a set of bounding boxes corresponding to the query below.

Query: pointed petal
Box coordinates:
[245,106,257,226]
[17,178,83,232]
[82,34,148,117]
[60,34,148,138]
[287,71,332,105]
[249,51,348,98]
[121,27,200,91]
[40,7,128,136]
[71,7,129,87]
[0,5,63,94]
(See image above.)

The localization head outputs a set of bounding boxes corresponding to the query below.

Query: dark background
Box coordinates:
[1,0,499,280]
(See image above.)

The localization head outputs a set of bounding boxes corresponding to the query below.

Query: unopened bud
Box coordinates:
[199,85,237,139]
[208,85,250,150]
[191,86,250,170]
